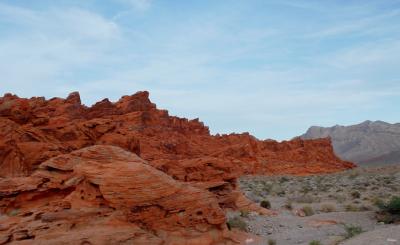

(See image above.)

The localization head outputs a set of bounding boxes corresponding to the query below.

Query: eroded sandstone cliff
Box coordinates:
[0,91,355,244]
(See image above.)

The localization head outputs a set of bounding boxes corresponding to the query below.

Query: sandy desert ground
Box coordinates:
[230,165,400,245]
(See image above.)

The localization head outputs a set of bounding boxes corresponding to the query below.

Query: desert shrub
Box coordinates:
[260,200,271,209]
[262,183,273,193]
[227,216,247,231]
[372,197,385,208]
[343,224,363,239]
[332,194,346,202]
[359,205,372,211]
[253,189,262,196]
[348,172,359,179]
[376,196,400,224]
[320,204,335,213]
[301,184,313,194]
[271,185,286,196]
[240,210,250,218]
[383,176,395,185]
[345,204,359,212]
[385,196,400,214]
[284,200,293,210]
[389,185,399,192]
[279,176,290,183]
[371,186,379,191]
[314,176,323,183]
[293,194,316,203]
[301,206,314,216]
[309,241,322,245]
[351,191,361,199]
[268,239,276,245]
[356,186,367,191]
[376,212,395,224]
[317,184,329,192]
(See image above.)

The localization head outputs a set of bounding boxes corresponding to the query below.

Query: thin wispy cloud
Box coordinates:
[0,0,399,140]
[305,8,400,39]
[322,39,400,69]
[122,0,152,11]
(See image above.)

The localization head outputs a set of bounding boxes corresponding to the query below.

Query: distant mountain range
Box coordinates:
[301,120,400,166]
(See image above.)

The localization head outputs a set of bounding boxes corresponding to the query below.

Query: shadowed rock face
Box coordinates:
[301,120,400,166]
[0,91,354,244]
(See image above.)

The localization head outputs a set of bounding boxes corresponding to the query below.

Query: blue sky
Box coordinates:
[0,0,400,140]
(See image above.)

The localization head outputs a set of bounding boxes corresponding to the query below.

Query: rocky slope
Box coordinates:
[0,91,355,244]
[301,120,400,166]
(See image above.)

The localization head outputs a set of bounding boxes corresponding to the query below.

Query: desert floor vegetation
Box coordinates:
[236,165,400,245]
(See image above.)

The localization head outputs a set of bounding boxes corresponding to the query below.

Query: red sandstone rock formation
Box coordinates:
[0,91,354,178]
[0,146,239,244]
[0,91,355,244]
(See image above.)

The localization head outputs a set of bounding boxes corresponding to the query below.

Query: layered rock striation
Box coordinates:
[0,145,234,244]
[0,91,355,244]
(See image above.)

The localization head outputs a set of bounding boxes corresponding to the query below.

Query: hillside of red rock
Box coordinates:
[0,91,355,244]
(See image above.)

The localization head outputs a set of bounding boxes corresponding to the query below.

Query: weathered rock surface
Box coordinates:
[0,145,240,244]
[0,91,354,178]
[0,91,355,244]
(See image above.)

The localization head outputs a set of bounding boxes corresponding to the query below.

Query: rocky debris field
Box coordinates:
[234,165,400,245]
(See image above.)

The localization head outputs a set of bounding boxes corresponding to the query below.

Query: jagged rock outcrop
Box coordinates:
[0,91,354,178]
[0,91,355,244]
[301,120,400,166]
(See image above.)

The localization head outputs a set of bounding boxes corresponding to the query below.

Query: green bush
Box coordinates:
[343,224,363,239]
[227,216,247,231]
[268,239,277,245]
[376,196,400,224]
[260,200,271,209]
[309,241,322,245]
[386,196,400,214]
